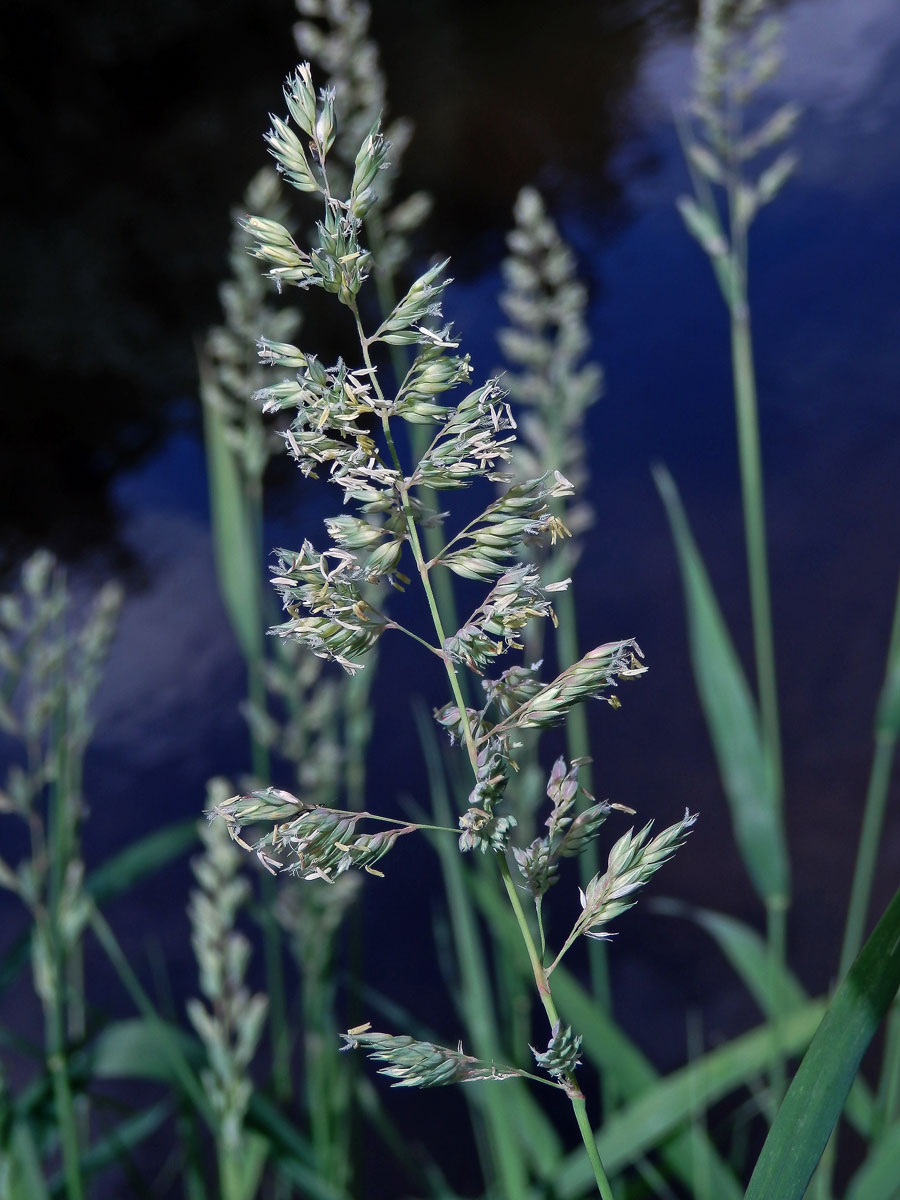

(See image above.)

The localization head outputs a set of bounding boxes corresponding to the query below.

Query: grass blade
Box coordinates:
[845,1117,900,1200]
[199,358,264,664]
[653,899,876,1136]
[88,910,210,1122]
[839,568,900,979]
[654,464,788,909]
[5,1119,51,1200]
[246,1092,344,1200]
[745,883,900,1200]
[653,900,805,1016]
[470,873,743,1200]
[80,1018,202,1084]
[85,820,198,905]
[555,1000,826,1198]
[49,1102,170,1195]
[418,719,551,1196]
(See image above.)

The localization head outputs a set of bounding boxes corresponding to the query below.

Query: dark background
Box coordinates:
[2,0,900,1191]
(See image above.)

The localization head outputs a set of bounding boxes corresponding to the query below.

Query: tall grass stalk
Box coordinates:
[0,553,122,1199]
[200,11,434,1172]
[220,60,697,1197]
[419,717,551,1196]
[495,185,613,1036]
[677,0,799,1107]
[838,568,900,980]
[187,795,269,1200]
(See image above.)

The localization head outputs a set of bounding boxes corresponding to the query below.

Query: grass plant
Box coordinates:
[659,0,900,1194]
[217,58,697,1199]
[0,552,122,1200]
[3,1,900,1195]
[198,4,431,1192]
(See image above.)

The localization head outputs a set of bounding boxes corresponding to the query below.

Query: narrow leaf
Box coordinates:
[200,360,264,663]
[746,883,900,1200]
[469,872,743,1200]
[655,899,878,1134]
[6,1120,50,1200]
[81,1018,203,1083]
[654,464,789,907]
[653,899,805,1016]
[874,568,900,737]
[846,1118,900,1200]
[85,820,197,904]
[556,1001,826,1198]
[49,1102,170,1192]
[246,1092,344,1200]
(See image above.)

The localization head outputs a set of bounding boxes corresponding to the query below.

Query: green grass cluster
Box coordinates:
[2,1,899,1197]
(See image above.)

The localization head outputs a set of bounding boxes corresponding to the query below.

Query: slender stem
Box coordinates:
[570,1091,616,1200]
[351,302,479,772]
[356,812,459,836]
[497,856,556,1023]
[876,997,900,1133]
[41,633,84,1200]
[418,711,532,1199]
[721,133,789,1112]
[45,969,84,1200]
[733,301,789,1112]
[730,307,784,800]
[380,616,444,657]
[765,898,787,1109]
[245,483,293,1109]
[839,737,898,978]
[497,856,613,1198]
[89,907,212,1122]
[554,584,613,1007]
[365,209,466,703]
[839,569,900,980]
[546,928,583,978]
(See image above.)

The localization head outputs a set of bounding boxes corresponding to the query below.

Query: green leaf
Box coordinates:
[849,1113,900,1200]
[418,716,552,1196]
[4,1119,50,1200]
[654,464,790,908]
[746,883,900,1200]
[874,568,900,737]
[85,820,198,904]
[200,360,265,664]
[556,1001,826,1198]
[49,1102,170,1195]
[652,899,805,1016]
[80,1018,203,1083]
[246,1092,344,1200]
[468,873,743,1200]
[654,899,877,1136]
[846,1118,900,1200]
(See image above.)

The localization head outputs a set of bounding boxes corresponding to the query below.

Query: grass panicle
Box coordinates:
[0,552,122,1200]
[188,786,269,1195]
[223,60,695,1198]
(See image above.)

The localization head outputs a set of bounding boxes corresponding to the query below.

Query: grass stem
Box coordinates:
[497,855,614,1198]
[352,302,479,773]
[839,569,900,981]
